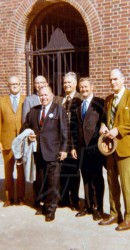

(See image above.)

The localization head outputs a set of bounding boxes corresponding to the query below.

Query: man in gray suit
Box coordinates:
[22,75,48,123]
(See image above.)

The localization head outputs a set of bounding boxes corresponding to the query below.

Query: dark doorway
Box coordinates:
[26,3,89,95]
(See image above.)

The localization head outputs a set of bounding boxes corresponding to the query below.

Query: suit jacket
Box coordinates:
[22,94,40,123]
[0,95,25,150]
[55,92,82,153]
[104,88,130,157]
[73,97,104,153]
[54,91,82,117]
[22,102,69,161]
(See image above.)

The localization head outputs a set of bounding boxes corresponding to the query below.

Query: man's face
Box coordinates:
[63,76,77,95]
[110,70,124,93]
[8,76,21,95]
[79,80,93,99]
[34,76,48,92]
[39,87,53,106]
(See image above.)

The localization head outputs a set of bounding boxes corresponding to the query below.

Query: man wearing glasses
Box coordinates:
[22,75,48,123]
[0,76,25,206]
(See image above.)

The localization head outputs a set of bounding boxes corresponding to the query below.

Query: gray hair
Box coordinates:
[63,72,77,85]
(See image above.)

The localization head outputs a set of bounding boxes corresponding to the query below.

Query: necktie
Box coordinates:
[65,95,71,112]
[81,100,88,120]
[13,96,17,113]
[109,95,118,129]
[40,107,45,126]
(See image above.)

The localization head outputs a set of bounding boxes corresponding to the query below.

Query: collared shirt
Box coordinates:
[40,101,53,119]
[114,86,125,106]
[62,90,76,105]
[81,93,93,109]
[10,93,20,106]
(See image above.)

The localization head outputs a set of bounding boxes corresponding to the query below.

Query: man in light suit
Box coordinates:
[71,77,105,220]
[0,76,25,206]
[22,86,68,221]
[56,72,82,210]
[22,75,48,123]
[99,68,130,231]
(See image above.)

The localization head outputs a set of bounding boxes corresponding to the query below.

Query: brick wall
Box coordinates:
[0,0,130,98]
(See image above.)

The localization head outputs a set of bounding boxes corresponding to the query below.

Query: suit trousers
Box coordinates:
[60,154,80,206]
[34,152,61,211]
[2,149,25,201]
[80,147,104,211]
[107,152,130,221]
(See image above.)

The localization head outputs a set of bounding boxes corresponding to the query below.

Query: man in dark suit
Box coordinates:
[23,86,68,221]
[71,77,105,220]
[56,72,82,210]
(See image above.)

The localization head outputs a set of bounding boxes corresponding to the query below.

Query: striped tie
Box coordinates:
[109,95,118,129]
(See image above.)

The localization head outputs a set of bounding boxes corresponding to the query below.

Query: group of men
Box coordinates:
[0,69,130,231]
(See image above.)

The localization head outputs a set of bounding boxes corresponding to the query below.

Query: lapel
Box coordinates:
[115,89,128,122]
[6,95,14,112]
[82,97,94,122]
[107,96,114,126]
[16,95,24,113]
[40,102,56,128]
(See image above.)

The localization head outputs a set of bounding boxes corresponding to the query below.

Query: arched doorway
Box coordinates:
[26,2,89,95]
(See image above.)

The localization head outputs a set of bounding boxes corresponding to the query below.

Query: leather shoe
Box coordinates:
[17,198,24,206]
[98,215,118,225]
[115,220,130,231]
[35,209,43,215]
[75,208,92,217]
[35,205,46,215]
[45,211,55,222]
[71,203,80,211]
[3,199,14,207]
[92,210,103,221]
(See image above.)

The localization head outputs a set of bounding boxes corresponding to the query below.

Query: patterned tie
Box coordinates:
[13,96,17,113]
[81,100,88,120]
[65,95,71,112]
[109,95,118,129]
[40,107,45,126]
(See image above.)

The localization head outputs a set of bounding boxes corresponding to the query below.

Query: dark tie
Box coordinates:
[40,107,45,126]
[65,95,71,112]
[81,100,88,120]
[109,95,118,129]
[13,96,17,113]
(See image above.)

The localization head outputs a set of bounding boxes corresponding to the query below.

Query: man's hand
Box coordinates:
[28,133,36,142]
[71,149,77,159]
[59,152,67,161]
[99,123,109,134]
[106,127,118,139]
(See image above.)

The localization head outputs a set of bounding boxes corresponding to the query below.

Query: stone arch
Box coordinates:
[7,0,102,53]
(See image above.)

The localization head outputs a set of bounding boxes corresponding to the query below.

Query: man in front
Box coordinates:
[71,77,105,220]
[99,68,130,231]
[23,86,68,221]
[0,76,25,206]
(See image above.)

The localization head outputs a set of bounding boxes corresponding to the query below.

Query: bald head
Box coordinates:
[34,75,48,92]
[109,68,125,93]
[7,75,21,95]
